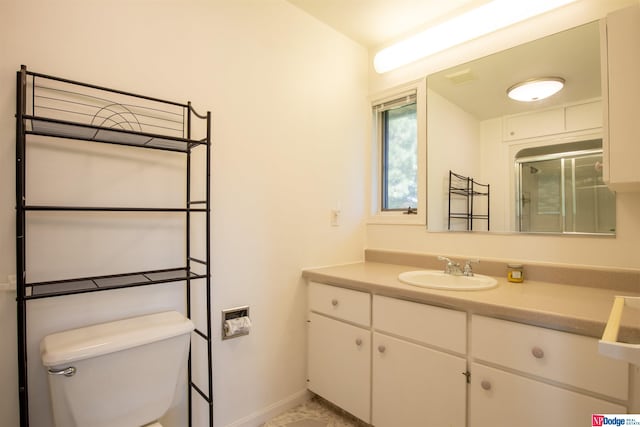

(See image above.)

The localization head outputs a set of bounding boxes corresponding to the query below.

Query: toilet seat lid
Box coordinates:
[41,311,194,366]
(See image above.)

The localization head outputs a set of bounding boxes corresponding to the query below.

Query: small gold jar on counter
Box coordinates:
[507,263,524,283]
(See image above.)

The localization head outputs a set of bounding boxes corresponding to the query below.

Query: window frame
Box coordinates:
[369,79,427,225]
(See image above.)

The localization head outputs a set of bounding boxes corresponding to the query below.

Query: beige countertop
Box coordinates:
[302,261,640,341]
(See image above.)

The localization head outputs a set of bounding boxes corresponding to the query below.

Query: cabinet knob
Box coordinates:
[355,338,362,346]
[378,345,386,353]
[531,346,545,359]
[331,299,339,307]
[481,380,492,391]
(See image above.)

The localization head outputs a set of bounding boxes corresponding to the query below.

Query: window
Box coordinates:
[370,82,425,225]
[375,92,418,212]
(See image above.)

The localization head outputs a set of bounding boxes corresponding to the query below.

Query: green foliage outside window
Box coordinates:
[383,103,417,210]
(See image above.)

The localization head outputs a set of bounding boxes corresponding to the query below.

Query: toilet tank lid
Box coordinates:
[41,311,194,367]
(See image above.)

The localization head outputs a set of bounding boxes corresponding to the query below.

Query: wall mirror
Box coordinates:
[426,20,616,235]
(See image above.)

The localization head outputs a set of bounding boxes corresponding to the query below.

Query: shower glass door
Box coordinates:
[517,148,615,234]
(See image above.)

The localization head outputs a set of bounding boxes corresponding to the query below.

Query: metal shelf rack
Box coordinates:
[448,170,490,231]
[15,65,213,426]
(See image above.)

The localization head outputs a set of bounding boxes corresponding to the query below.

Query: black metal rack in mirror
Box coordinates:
[448,170,490,231]
[15,65,213,427]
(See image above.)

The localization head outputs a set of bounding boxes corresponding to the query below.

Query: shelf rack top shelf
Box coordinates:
[20,67,209,153]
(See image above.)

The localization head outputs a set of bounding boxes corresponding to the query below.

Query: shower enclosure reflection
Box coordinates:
[516,140,615,234]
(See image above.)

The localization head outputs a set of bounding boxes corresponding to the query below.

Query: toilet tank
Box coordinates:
[41,311,194,427]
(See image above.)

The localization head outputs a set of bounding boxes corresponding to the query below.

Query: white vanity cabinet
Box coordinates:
[601,4,640,191]
[307,281,632,426]
[372,296,467,427]
[469,315,628,427]
[307,282,371,423]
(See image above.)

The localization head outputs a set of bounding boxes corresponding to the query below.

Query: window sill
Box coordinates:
[367,212,425,226]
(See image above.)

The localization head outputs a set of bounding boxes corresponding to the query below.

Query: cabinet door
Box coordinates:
[503,108,565,141]
[307,312,370,423]
[602,5,640,191]
[469,363,626,427]
[565,100,602,132]
[372,333,466,427]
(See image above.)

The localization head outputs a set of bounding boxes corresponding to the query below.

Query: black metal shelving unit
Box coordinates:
[448,170,490,231]
[15,65,213,427]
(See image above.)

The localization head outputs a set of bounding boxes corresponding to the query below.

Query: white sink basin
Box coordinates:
[398,270,498,291]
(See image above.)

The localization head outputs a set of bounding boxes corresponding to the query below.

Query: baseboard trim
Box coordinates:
[223,389,311,427]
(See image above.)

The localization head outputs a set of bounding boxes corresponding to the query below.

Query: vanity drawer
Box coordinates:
[373,295,466,354]
[471,315,628,400]
[308,282,370,327]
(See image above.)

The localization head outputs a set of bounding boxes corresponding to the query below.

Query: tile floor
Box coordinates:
[263,396,369,427]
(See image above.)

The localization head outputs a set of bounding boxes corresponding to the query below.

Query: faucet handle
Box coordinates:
[438,256,461,265]
[438,256,460,274]
[463,258,479,276]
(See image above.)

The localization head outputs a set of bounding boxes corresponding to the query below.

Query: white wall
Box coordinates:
[0,1,368,426]
[427,88,480,231]
[367,0,640,271]
[478,117,509,231]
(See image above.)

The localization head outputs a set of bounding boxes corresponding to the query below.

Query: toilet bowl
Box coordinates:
[41,311,194,427]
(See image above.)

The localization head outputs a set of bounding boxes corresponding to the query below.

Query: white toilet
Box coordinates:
[40,311,194,427]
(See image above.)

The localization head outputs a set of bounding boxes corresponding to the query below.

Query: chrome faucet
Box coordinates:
[438,256,479,276]
[437,256,462,276]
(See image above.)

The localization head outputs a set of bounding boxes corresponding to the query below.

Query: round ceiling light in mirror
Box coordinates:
[507,77,565,102]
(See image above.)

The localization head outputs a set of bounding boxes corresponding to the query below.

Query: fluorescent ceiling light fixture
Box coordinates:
[507,77,565,102]
[373,0,577,73]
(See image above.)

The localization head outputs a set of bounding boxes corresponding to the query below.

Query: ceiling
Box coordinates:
[286,0,491,48]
